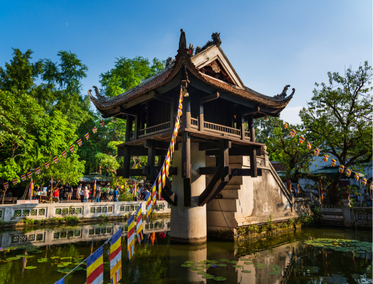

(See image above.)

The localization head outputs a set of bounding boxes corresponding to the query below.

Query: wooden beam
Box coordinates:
[129,169,143,176]
[200,92,220,104]
[205,145,261,156]
[162,177,177,206]
[197,167,218,175]
[143,166,178,176]
[183,96,191,129]
[248,114,255,142]
[198,164,222,206]
[123,146,130,178]
[125,115,133,143]
[199,141,231,151]
[144,140,178,151]
[231,168,262,177]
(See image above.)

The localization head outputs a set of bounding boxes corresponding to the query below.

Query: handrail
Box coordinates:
[191,118,198,128]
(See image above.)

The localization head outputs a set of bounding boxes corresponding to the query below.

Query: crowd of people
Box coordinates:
[48,183,120,203]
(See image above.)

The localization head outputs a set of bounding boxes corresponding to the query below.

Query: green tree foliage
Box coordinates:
[99,56,164,97]
[42,51,91,127]
[299,61,373,203]
[255,117,314,180]
[0,90,85,199]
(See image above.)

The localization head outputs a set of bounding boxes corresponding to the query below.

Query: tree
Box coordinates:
[0,90,85,201]
[255,117,314,181]
[299,61,372,204]
[99,56,164,97]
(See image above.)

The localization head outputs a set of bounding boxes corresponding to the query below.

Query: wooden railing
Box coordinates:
[204,121,241,137]
[138,121,170,137]
[245,131,250,138]
[191,118,198,128]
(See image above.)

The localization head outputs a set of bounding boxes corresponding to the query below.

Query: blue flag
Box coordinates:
[54,278,65,284]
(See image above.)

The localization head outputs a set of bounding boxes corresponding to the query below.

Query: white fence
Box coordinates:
[0,200,171,222]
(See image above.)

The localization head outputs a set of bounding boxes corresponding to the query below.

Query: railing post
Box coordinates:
[199,104,204,132]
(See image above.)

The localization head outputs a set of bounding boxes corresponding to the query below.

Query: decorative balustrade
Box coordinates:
[204,121,241,137]
[0,200,171,222]
[138,121,170,137]
[191,118,198,128]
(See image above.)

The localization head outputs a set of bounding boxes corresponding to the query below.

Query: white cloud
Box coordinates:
[280,106,303,125]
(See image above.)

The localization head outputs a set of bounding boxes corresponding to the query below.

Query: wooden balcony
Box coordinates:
[129,117,251,144]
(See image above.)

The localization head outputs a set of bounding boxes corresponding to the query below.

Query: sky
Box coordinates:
[0,0,371,124]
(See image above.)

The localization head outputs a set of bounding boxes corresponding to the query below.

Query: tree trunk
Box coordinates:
[328,178,340,204]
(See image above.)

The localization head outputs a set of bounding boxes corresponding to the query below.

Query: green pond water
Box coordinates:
[0,221,371,284]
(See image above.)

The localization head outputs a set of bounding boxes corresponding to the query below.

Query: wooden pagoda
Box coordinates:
[89,29,294,209]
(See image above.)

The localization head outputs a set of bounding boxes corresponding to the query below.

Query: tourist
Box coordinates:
[90,184,95,203]
[95,186,101,203]
[53,187,59,200]
[80,186,84,203]
[364,189,372,207]
[113,187,119,202]
[66,183,72,201]
[83,186,89,202]
[76,186,81,202]
[59,186,64,203]
[102,185,107,201]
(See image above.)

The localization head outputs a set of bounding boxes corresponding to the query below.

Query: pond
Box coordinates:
[0,221,371,284]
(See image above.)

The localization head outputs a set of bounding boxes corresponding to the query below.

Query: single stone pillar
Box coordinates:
[170,142,207,243]
[342,199,352,227]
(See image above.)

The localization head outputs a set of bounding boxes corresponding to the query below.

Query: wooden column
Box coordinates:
[146,140,155,181]
[123,146,130,178]
[125,115,133,142]
[248,115,257,177]
[134,110,139,140]
[240,112,245,140]
[183,96,191,129]
[199,104,204,132]
[182,132,191,207]
[219,140,230,181]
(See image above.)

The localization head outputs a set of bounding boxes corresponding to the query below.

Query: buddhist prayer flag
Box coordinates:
[152,183,157,204]
[331,159,337,167]
[354,173,359,181]
[146,192,152,220]
[157,174,162,201]
[339,165,345,173]
[54,278,65,284]
[27,171,32,179]
[370,183,373,190]
[53,156,59,164]
[284,122,288,129]
[299,136,305,144]
[127,215,135,260]
[85,132,89,140]
[29,177,34,199]
[110,228,122,284]
[92,126,98,133]
[314,148,320,156]
[69,144,75,153]
[322,154,329,162]
[44,162,50,169]
[87,246,104,284]
[3,182,9,190]
[162,165,166,188]
[345,168,351,177]
[12,178,17,185]
[290,129,296,138]
[100,120,104,127]
[36,167,41,175]
[21,174,26,182]
[362,178,367,186]
[61,150,67,158]
[136,206,144,244]
[307,142,312,150]
[77,139,82,146]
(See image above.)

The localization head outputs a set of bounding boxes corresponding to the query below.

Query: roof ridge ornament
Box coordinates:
[195,32,222,55]
[274,85,295,99]
[179,29,187,50]
[88,86,108,102]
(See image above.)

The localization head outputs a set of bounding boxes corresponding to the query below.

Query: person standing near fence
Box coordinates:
[83,186,89,202]
[113,187,119,202]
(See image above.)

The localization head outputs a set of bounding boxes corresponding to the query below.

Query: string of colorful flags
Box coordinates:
[2,120,106,191]
[283,122,372,190]
[54,86,184,284]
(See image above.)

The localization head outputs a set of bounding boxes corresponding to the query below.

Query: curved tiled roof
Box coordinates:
[89,42,293,111]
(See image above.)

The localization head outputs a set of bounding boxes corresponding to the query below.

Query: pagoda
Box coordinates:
[89,30,295,243]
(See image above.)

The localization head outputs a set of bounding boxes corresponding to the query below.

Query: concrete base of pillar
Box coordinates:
[170,142,207,244]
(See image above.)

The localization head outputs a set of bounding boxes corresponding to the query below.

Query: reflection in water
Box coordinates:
[0,225,371,284]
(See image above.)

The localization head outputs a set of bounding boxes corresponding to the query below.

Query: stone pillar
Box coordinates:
[170,142,207,243]
[342,199,352,227]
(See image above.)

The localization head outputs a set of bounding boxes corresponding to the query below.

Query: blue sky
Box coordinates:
[1,0,371,124]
